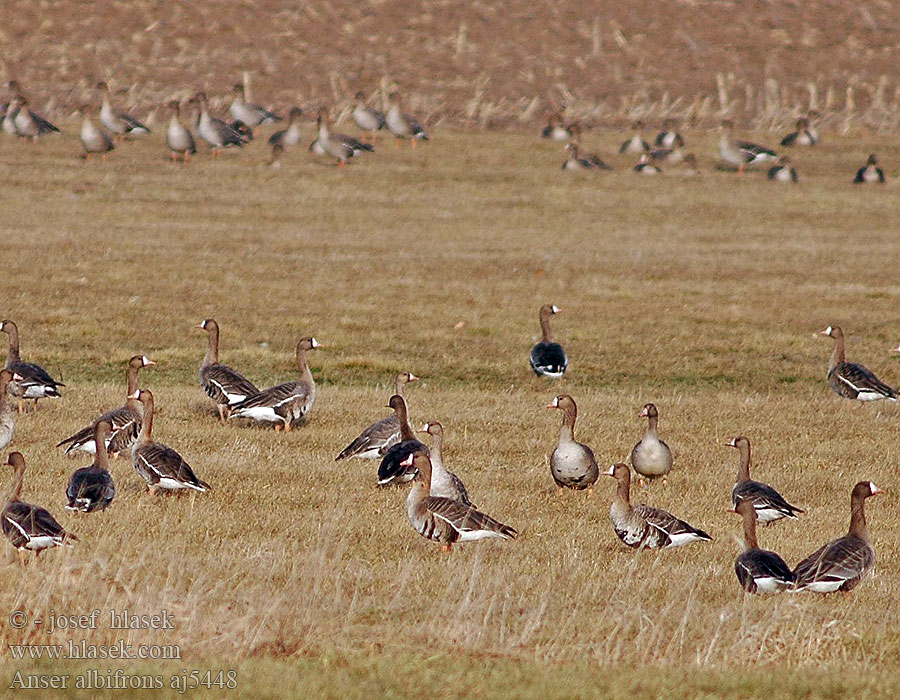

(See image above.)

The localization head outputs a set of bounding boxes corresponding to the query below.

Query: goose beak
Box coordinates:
[723,438,737,447]
[128,390,140,400]
[408,373,419,382]
[551,305,561,313]
[817,326,832,337]
[870,483,884,496]
[399,452,414,468]
[418,423,429,433]
[143,357,156,366]
[195,321,206,330]
[638,407,649,418]
[891,345,900,354]
[605,465,616,477]
[311,338,323,349]
[546,396,560,409]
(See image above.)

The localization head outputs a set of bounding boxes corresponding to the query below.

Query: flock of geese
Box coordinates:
[546,112,887,183]
[0,80,428,166]
[0,303,892,597]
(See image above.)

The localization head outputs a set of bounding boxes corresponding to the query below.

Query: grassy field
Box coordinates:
[1,124,900,698]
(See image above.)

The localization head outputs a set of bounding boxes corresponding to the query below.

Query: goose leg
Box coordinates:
[440,543,453,554]
[586,487,593,497]
[217,404,226,423]
[274,423,282,432]
[410,138,417,149]
[17,549,26,567]
[284,421,291,433]
[17,398,23,414]
[32,399,38,412]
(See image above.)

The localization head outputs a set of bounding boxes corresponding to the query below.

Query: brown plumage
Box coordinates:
[197,319,259,422]
[335,372,418,460]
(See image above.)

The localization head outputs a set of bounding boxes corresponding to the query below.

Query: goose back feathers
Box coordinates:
[65,420,116,512]
[530,304,567,378]
[335,372,418,460]
[727,436,803,523]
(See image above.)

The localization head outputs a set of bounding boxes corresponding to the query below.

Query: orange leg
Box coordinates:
[410,138,417,149]
[17,550,26,567]
[284,421,292,433]
[17,398,24,414]
[217,404,227,423]
[440,543,453,554]
[274,423,282,432]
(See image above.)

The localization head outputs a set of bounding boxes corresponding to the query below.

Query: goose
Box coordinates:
[853,154,885,184]
[605,463,711,549]
[792,481,881,593]
[313,109,373,165]
[567,124,612,169]
[767,156,797,182]
[562,142,611,171]
[0,369,17,450]
[780,117,818,147]
[376,394,428,486]
[547,395,599,492]
[230,83,281,130]
[386,91,428,145]
[619,121,650,154]
[733,498,794,594]
[819,325,897,402]
[165,100,196,163]
[65,420,116,512]
[634,153,661,174]
[96,81,150,139]
[529,304,567,380]
[654,119,684,149]
[418,422,472,505]
[56,354,156,456]
[79,105,114,161]
[268,107,303,149]
[352,92,386,142]
[541,112,573,141]
[718,119,777,173]
[335,372,418,460]
[0,319,64,412]
[402,450,516,553]
[12,98,60,141]
[726,436,802,523]
[228,119,254,141]
[673,152,700,176]
[192,92,245,155]
[131,389,210,492]
[630,403,673,483]
[197,319,259,422]
[649,145,684,164]
[229,337,321,430]
[2,452,76,564]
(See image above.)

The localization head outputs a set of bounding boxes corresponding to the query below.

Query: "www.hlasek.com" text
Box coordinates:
[7,639,181,660]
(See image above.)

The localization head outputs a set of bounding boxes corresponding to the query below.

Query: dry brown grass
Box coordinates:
[5,1,900,131]
[0,123,900,696]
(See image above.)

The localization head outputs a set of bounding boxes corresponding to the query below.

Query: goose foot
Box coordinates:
[217,405,227,423]
[440,543,453,554]
[274,423,282,432]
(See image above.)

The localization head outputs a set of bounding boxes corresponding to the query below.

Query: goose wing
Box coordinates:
[335,415,401,461]
[201,364,259,406]
[425,496,517,540]
[2,501,74,547]
[635,504,711,546]
[831,361,897,399]
[793,536,874,590]
[57,405,141,454]
[134,442,209,490]
[733,480,803,519]
[66,467,115,511]
[8,360,63,391]
[231,381,305,411]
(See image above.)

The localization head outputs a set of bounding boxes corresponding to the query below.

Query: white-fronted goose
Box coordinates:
[619,121,650,154]
[96,81,150,139]
[197,319,259,422]
[541,112,573,141]
[727,436,802,523]
[654,119,684,149]
[65,419,116,512]
[352,92,386,143]
[229,337,321,430]
[767,156,797,182]
[853,154,885,184]
[377,394,428,486]
[630,403,673,483]
[649,145,684,165]
[529,304,568,379]
[268,107,303,148]
[131,389,210,492]
[718,119,777,173]
[230,84,281,129]
[313,109,373,165]
[568,124,612,169]
[79,105,114,161]
[605,463,711,549]
[792,481,881,593]
[562,142,611,171]
[386,91,428,145]
[0,370,16,450]
[56,354,155,456]
[733,498,794,594]
[402,450,516,553]
[548,395,599,492]
[418,422,472,505]
[634,153,661,174]
[820,325,897,402]
[166,100,196,163]
[13,98,60,141]
[0,320,63,412]
[335,372,418,460]
[192,92,245,155]
[780,117,818,147]
[1,97,18,135]
[3,452,76,564]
